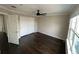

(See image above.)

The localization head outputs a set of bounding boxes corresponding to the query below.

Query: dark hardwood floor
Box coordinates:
[7,43,20,54]
[4,32,65,54]
[19,32,65,54]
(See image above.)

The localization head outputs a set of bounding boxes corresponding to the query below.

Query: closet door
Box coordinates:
[6,15,19,44]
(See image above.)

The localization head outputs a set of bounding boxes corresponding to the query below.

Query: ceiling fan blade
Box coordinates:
[40,13,47,15]
[36,10,47,16]
[43,13,46,14]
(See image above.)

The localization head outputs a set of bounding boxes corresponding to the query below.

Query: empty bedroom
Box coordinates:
[0,4,79,54]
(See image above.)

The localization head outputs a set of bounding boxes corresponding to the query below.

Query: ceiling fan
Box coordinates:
[36,10,47,16]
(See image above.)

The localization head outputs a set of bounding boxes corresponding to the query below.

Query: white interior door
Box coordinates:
[6,15,19,44]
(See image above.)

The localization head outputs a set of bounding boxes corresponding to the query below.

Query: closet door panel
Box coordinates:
[6,15,19,44]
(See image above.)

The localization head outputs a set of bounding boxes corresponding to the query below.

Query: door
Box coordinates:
[6,15,19,44]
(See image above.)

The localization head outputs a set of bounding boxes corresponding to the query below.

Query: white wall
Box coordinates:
[0,15,4,32]
[70,6,79,18]
[37,15,69,40]
[20,16,36,36]
[34,17,38,32]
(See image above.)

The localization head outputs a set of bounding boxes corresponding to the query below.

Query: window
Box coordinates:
[72,34,79,53]
[70,17,76,30]
[68,15,79,54]
[76,16,79,34]
[69,30,74,47]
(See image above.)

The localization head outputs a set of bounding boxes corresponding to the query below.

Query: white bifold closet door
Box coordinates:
[6,15,19,44]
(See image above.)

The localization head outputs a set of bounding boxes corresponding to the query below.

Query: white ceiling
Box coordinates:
[0,4,78,16]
